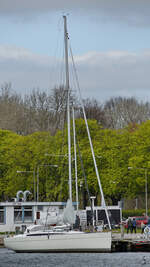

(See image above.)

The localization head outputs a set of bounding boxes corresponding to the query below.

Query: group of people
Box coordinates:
[126,217,137,233]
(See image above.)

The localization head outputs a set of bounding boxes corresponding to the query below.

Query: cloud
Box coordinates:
[0,0,150,27]
[0,45,50,64]
[0,45,56,95]
[75,50,150,101]
[0,45,150,102]
[75,50,150,100]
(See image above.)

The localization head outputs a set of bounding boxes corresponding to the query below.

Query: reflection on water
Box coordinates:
[0,248,150,267]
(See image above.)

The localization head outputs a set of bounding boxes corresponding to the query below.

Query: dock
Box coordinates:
[112,232,150,252]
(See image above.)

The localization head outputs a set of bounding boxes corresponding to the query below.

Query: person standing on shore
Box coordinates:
[141,222,145,234]
[127,217,132,233]
[132,218,137,233]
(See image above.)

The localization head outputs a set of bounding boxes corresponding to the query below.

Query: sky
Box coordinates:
[1,0,150,103]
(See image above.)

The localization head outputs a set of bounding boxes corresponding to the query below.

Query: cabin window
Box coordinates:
[23,206,33,222]
[14,206,22,222]
[0,206,5,223]
[14,206,33,223]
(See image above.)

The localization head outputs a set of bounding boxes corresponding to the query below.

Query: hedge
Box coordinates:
[122,209,149,218]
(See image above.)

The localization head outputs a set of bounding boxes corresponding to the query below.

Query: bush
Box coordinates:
[122,209,149,218]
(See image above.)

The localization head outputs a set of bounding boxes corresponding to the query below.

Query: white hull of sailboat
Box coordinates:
[4,231,111,252]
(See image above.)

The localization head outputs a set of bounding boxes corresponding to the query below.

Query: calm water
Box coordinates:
[0,249,150,267]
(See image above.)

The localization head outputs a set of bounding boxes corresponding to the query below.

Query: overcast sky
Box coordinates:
[0,0,150,102]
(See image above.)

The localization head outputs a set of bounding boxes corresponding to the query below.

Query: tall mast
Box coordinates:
[72,107,79,210]
[63,15,72,202]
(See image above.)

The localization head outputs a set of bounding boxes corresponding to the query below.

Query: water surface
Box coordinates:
[0,248,150,267]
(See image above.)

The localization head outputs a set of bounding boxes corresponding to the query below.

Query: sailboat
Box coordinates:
[4,16,111,252]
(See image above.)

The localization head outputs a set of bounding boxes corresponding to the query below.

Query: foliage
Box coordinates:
[1,119,150,205]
